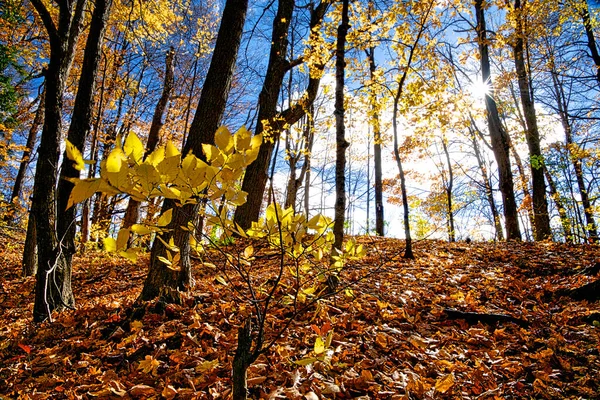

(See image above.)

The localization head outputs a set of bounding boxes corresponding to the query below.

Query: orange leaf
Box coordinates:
[18,343,31,354]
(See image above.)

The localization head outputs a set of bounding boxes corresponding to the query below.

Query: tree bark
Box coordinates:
[366,47,384,236]
[22,212,37,276]
[332,0,350,254]
[441,138,455,242]
[56,0,113,275]
[30,0,87,323]
[474,0,521,241]
[233,1,329,230]
[544,166,572,242]
[141,0,249,301]
[512,0,551,240]
[232,317,254,400]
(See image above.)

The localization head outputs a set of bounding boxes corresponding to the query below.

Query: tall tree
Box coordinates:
[54,0,113,297]
[474,0,522,240]
[510,0,552,240]
[332,0,350,254]
[29,0,88,322]
[366,47,384,236]
[140,0,249,301]
[233,0,329,230]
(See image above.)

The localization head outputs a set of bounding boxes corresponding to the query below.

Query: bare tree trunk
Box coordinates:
[512,0,551,240]
[507,135,533,240]
[30,0,87,322]
[474,0,521,241]
[366,47,384,236]
[441,138,455,242]
[332,0,350,254]
[56,0,113,278]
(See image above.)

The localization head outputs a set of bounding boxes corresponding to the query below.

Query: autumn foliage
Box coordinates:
[1,231,599,398]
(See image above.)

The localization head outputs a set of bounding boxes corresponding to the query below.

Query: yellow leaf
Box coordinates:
[116,228,130,251]
[124,132,144,163]
[215,275,228,285]
[65,140,85,171]
[106,148,127,173]
[138,355,160,376]
[157,209,173,227]
[130,320,143,331]
[202,144,220,163]
[67,178,101,209]
[119,248,138,261]
[294,357,317,366]
[214,126,233,154]
[131,224,154,235]
[165,140,180,157]
[435,373,455,393]
[103,237,117,252]
[234,126,252,151]
[314,336,325,355]
[243,245,254,258]
[145,145,165,166]
[195,359,219,373]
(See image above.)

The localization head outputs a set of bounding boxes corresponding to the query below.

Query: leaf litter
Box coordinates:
[0,232,599,399]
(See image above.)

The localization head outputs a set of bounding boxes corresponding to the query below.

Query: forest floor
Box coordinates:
[0,228,599,399]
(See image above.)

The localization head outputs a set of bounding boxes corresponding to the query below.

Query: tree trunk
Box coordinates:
[284,116,314,211]
[30,0,87,323]
[232,317,254,400]
[506,134,533,240]
[441,138,455,242]
[366,47,384,236]
[56,0,113,274]
[579,0,600,87]
[392,102,414,259]
[544,166,571,242]
[122,48,175,237]
[512,0,551,240]
[141,0,249,301]
[10,86,44,207]
[22,212,37,276]
[234,1,329,230]
[470,127,504,241]
[332,0,350,254]
[474,0,521,241]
